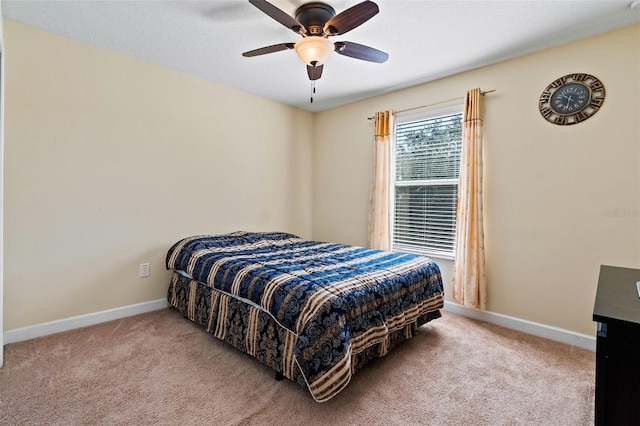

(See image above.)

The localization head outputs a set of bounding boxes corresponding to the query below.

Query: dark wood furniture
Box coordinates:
[592,265,640,426]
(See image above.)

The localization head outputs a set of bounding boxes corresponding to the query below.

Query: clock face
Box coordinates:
[549,82,591,115]
[539,73,605,125]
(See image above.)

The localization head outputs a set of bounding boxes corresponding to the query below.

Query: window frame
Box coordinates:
[390,104,464,260]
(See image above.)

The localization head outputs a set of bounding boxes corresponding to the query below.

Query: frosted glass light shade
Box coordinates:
[294,37,334,66]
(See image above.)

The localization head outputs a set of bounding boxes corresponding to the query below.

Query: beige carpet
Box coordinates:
[0,308,595,425]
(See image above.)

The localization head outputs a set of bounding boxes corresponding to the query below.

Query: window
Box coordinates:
[391,106,463,259]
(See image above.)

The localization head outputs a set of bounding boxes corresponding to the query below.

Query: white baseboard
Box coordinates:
[3,298,596,351]
[3,299,169,345]
[443,301,596,351]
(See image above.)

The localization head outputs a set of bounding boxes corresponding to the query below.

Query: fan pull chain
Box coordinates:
[310,80,316,103]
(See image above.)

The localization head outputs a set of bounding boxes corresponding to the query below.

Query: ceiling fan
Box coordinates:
[242,0,389,82]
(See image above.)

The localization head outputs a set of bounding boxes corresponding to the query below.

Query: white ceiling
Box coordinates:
[3,0,640,112]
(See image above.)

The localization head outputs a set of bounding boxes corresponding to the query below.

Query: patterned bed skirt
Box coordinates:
[167,271,442,396]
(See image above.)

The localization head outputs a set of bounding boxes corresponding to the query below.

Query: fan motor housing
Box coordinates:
[295,2,336,35]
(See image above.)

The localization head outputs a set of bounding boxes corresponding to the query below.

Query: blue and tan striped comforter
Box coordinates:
[166,231,444,402]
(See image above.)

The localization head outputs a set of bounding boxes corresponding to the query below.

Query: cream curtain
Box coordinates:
[368,110,395,251]
[452,88,487,309]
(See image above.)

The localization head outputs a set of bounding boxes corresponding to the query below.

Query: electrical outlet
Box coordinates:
[139,263,150,278]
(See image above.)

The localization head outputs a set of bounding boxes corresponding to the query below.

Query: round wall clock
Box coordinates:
[539,73,605,125]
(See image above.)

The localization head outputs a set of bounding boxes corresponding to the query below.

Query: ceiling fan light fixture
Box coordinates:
[294,36,334,66]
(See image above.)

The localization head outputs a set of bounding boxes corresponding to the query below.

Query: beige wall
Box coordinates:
[4,19,639,337]
[313,23,640,336]
[3,20,313,329]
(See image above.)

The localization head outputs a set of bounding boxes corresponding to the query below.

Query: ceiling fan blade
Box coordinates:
[242,43,295,57]
[307,64,324,81]
[249,0,305,33]
[324,0,379,35]
[335,41,388,63]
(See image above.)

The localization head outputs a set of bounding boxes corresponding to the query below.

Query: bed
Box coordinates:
[166,231,444,402]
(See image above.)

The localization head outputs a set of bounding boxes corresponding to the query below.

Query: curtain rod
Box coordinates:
[367,89,496,120]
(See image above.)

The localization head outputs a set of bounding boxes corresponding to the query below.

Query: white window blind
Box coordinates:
[392,109,463,258]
